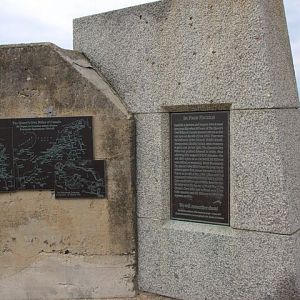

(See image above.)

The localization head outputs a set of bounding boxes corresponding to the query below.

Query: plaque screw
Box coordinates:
[45,106,56,117]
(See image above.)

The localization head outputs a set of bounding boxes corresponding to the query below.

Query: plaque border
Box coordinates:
[170,110,230,226]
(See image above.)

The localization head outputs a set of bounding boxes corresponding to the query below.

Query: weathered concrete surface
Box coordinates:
[0,43,136,299]
[0,253,135,300]
[74,0,299,113]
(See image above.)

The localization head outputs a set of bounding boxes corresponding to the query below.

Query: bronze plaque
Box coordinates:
[54,160,106,199]
[170,111,229,225]
[12,117,93,190]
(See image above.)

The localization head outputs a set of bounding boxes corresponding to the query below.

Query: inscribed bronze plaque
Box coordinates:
[54,160,105,198]
[170,111,229,225]
[5,116,93,190]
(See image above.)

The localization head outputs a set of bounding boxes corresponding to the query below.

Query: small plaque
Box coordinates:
[11,116,93,190]
[0,127,15,191]
[170,111,229,225]
[54,160,106,198]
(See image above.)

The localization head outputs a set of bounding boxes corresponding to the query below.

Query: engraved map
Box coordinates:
[55,160,105,198]
[12,117,94,190]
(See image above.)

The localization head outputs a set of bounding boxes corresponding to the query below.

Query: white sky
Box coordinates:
[0,0,299,92]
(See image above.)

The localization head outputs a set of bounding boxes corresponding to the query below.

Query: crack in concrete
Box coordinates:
[39,249,135,258]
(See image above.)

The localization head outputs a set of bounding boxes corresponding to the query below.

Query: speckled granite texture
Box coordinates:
[74,0,298,112]
[74,0,299,299]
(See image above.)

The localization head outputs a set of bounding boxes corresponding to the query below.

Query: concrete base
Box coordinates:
[138,219,299,300]
[0,253,135,300]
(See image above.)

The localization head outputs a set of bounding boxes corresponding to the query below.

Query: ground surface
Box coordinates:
[71,292,174,300]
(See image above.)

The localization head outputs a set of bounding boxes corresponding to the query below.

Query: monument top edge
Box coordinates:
[73,0,162,23]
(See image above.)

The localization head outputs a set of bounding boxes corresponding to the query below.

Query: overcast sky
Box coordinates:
[0,0,299,92]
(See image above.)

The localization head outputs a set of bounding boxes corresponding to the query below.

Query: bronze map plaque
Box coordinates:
[13,117,93,190]
[170,111,229,225]
[0,116,93,191]
[54,160,106,199]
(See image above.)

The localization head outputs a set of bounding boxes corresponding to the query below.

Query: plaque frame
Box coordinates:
[170,111,230,225]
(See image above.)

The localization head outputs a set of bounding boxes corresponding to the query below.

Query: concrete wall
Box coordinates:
[0,43,136,299]
[74,0,299,299]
